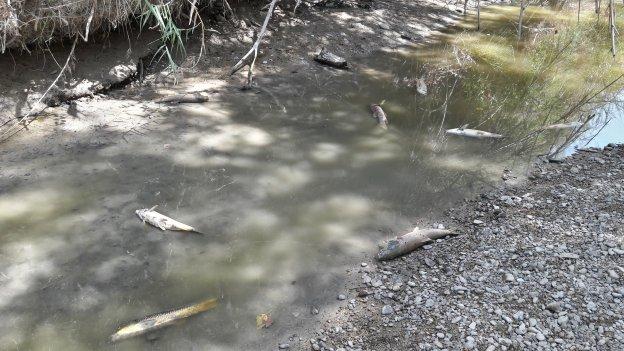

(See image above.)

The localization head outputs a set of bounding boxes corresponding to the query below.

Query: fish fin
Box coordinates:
[148,205,158,211]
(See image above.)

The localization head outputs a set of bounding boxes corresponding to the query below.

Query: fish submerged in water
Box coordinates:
[111,298,218,342]
[540,121,583,130]
[370,104,388,129]
[135,205,198,232]
[446,124,504,139]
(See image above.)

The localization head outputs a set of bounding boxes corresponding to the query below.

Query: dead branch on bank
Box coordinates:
[228,0,279,88]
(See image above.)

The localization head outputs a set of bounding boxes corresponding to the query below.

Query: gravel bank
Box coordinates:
[297,144,624,351]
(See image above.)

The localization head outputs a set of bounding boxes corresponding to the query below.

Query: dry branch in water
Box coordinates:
[229,0,279,87]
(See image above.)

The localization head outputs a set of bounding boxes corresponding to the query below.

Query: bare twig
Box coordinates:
[79,5,95,42]
[229,0,279,87]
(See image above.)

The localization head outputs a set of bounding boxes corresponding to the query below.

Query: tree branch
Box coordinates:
[228,0,279,87]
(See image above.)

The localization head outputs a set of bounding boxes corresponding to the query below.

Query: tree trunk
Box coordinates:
[464,0,468,14]
[596,0,601,15]
[477,0,481,31]
[610,0,616,57]
[518,0,526,39]
[578,0,581,22]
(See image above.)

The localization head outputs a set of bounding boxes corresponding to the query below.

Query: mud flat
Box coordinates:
[298,145,624,351]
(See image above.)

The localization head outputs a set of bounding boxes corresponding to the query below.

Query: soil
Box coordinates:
[0,0,462,127]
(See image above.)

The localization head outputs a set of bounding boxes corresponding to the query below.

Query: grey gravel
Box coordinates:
[298,145,624,350]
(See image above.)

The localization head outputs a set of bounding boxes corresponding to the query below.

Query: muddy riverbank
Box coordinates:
[297,144,624,351]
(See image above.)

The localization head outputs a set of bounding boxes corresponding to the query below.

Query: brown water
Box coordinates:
[1,25,622,351]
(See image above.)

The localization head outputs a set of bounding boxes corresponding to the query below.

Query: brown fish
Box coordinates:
[111,298,218,342]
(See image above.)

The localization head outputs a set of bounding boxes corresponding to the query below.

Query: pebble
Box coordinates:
[608,270,620,279]
[503,273,514,282]
[381,305,394,315]
[546,302,562,313]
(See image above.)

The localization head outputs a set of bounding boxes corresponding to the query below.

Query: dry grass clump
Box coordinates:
[0,0,190,52]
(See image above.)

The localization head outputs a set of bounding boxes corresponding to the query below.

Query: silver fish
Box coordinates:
[446,127,503,139]
[416,78,427,96]
[135,205,197,232]
[541,121,583,130]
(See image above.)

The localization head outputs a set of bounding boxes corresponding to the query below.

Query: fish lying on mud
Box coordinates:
[540,121,583,130]
[446,125,504,139]
[377,228,458,261]
[111,298,218,342]
[370,104,388,129]
[136,205,199,232]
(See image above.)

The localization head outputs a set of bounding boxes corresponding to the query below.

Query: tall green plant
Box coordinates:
[141,0,186,70]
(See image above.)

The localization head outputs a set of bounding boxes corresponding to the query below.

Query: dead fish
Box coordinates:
[370,104,388,129]
[446,125,503,139]
[416,78,427,96]
[111,298,217,342]
[154,92,210,104]
[135,205,198,232]
[314,48,349,69]
[377,228,458,261]
[540,121,583,130]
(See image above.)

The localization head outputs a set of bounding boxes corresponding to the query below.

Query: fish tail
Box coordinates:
[189,298,218,314]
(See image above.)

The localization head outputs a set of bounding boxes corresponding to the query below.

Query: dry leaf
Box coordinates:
[256,313,273,329]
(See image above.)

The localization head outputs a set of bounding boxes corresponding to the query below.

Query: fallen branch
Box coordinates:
[229,0,279,87]
[377,228,457,261]
[154,92,211,104]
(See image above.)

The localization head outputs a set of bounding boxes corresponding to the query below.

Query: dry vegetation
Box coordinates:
[0,0,206,52]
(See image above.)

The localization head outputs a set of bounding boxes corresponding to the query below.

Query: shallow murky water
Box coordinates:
[1,18,622,351]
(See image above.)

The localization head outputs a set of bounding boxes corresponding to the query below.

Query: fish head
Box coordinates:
[135,209,146,220]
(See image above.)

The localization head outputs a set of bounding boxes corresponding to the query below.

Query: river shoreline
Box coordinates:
[295,145,624,351]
